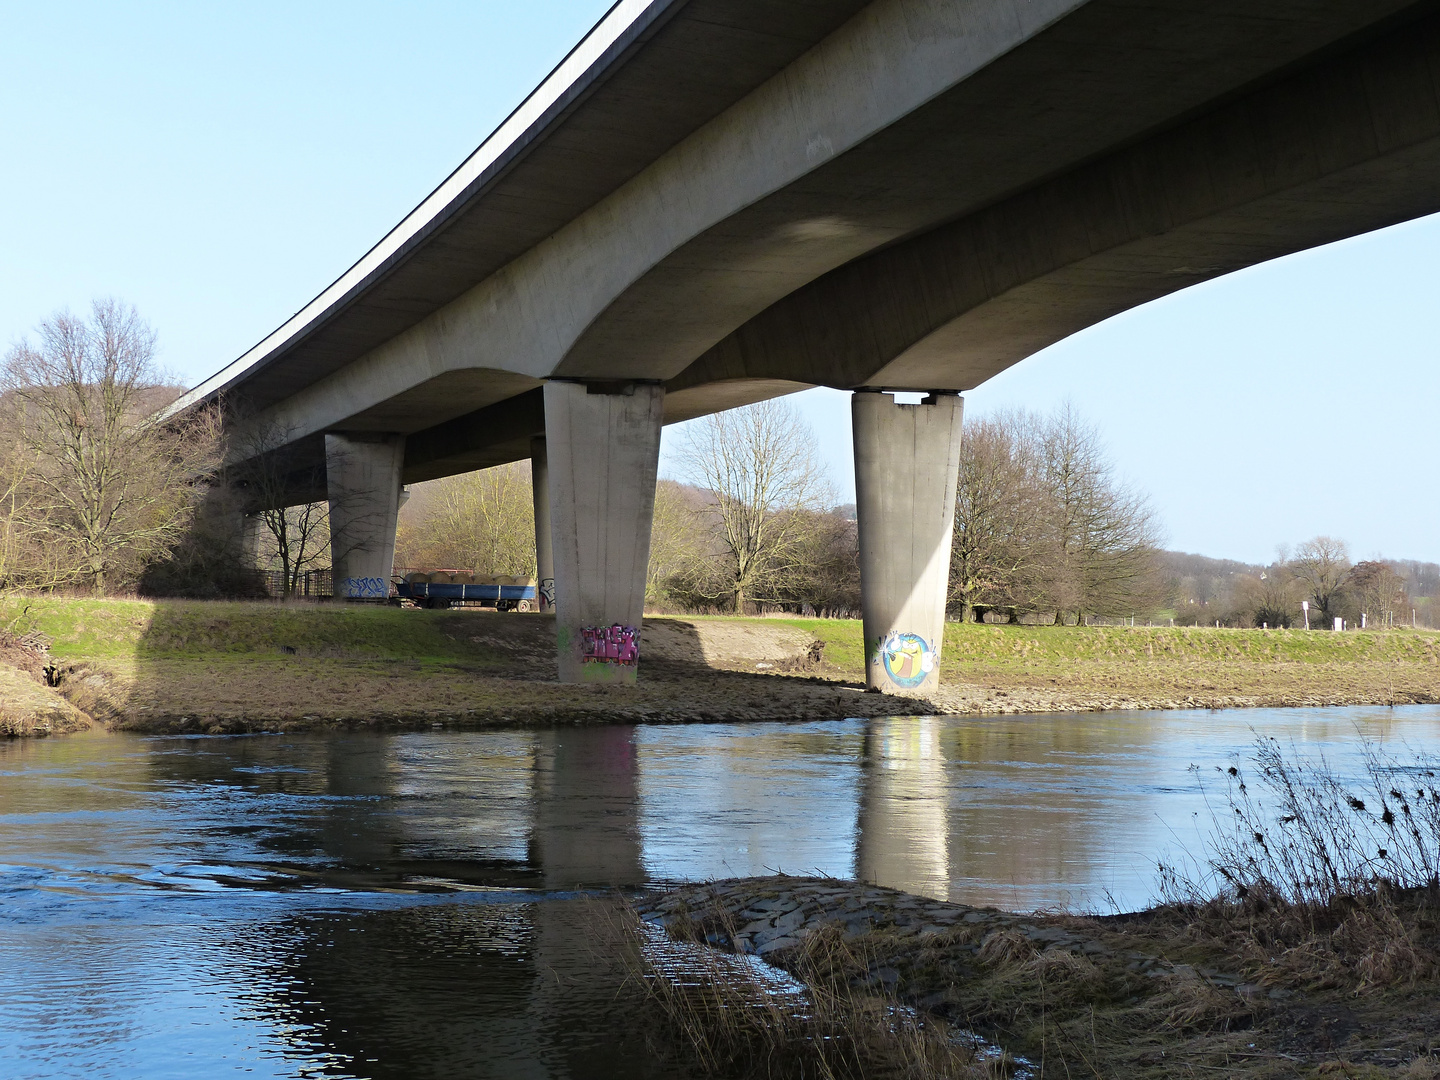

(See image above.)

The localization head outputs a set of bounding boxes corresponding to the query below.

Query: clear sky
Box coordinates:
[3,2,1437,566]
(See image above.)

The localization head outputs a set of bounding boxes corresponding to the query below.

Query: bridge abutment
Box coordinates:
[543,381,663,685]
[852,391,963,695]
[325,432,405,601]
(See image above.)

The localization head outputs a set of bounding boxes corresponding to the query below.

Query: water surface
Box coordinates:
[3,705,1437,1078]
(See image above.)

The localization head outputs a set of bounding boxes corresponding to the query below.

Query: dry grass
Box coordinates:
[631,744,1440,1076]
[606,898,1010,1080]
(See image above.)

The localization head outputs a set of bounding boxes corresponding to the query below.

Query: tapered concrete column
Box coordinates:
[543,381,663,684]
[853,391,963,694]
[530,436,554,612]
[325,432,405,601]
[240,513,264,569]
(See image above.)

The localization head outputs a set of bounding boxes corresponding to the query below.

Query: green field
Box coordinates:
[5,595,1439,672]
[3,596,1437,734]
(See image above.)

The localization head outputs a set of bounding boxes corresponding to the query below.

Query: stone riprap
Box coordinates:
[636,875,1147,970]
[632,877,1440,1075]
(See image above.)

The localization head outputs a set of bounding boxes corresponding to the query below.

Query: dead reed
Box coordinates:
[605,897,1010,1079]
[1157,737,1440,993]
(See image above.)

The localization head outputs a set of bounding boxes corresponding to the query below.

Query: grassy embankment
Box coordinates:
[0,595,1436,733]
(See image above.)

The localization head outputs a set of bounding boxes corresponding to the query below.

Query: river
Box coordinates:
[3,705,1437,1078]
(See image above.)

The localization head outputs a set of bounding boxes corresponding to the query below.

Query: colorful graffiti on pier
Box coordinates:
[343,576,389,599]
[878,632,934,688]
[582,625,640,666]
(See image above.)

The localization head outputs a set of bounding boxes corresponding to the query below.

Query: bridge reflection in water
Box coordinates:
[6,709,1435,1077]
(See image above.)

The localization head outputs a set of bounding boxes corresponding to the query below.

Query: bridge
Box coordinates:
[171,0,1440,690]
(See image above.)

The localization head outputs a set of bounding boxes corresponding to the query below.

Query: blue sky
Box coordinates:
[3,1,1437,565]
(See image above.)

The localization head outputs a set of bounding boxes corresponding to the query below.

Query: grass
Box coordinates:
[940,622,1440,669]
[6,594,1436,671]
[606,897,1002,1079]
[0,595,500,663]
[1,595,1436,733]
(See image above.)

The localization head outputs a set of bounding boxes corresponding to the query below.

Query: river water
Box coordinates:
[3,705,1438,1078]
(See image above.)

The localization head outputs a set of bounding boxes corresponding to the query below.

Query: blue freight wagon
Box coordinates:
[393,571,539,611]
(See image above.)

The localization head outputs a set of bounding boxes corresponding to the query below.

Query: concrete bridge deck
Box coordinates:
[175,0,1440,688]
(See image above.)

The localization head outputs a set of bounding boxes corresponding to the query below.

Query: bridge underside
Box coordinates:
[204,0,1440,686]
[236,3,1440,513]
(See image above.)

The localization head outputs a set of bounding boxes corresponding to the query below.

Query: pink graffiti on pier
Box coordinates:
[581,625,640,666]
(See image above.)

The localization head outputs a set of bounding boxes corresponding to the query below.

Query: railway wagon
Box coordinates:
[394,571,539,611]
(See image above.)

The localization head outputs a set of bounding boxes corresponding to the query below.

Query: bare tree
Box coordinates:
[396,462,535,575]
[1040,404,1162,621]
[1289,536,1351,625]
[646,479,712,607]
[671,399,832,612]
[259,502,330,595]
[1,301,221,593]
[950,412,1055,621]
[1348,560,1406,626]
[1235,565,1301,628]
[0,441,57,589]
[227,422,332,596]
[773,507,860,615]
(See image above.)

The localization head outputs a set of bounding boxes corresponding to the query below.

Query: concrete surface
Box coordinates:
[325,433,405,600]
[172,0,1440,506]
[530,435,554,612]
[853,392,963,694]
[544,381,664,684]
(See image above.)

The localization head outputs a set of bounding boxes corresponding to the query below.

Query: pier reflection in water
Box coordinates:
[3,706,1438,1078]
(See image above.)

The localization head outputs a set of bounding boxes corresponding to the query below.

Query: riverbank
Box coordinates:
[2,596,1437,735]
[0,622,91,737]
[638,875,1440,1077]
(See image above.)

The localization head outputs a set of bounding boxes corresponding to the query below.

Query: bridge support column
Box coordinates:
[240,513,264,569]
[543,381,663,684]
[853,391,963,695]
[530,436,554,612]
[325,432,405,601]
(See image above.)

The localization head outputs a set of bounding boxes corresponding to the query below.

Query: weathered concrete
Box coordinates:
[163,0,1440,692]
[530,435,554,612]
[853,391,963,694]
[181,1,1440,513]
[543,382,664,684]
[240,514,264,569]
[673,11,1440,398]
[325,433,405,600]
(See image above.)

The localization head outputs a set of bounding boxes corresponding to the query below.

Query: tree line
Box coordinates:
[1165,540,1438,629]
[397,398,1167,623]
[0,302,221,594]
[3,301,1435,628]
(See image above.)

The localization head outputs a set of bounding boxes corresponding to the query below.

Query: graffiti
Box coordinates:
[343,576,389,599]
[582,624,640,666]
[539,577,556,610]
[878,632,934,688]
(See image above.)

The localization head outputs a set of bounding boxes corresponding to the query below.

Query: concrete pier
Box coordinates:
[530,436,554,612]
[240,513,264,569]
[543,381,663,684]
[852,391,963,694]
[325,432,405,600]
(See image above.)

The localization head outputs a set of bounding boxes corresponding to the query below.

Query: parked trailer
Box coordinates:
[393,571,539,611]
